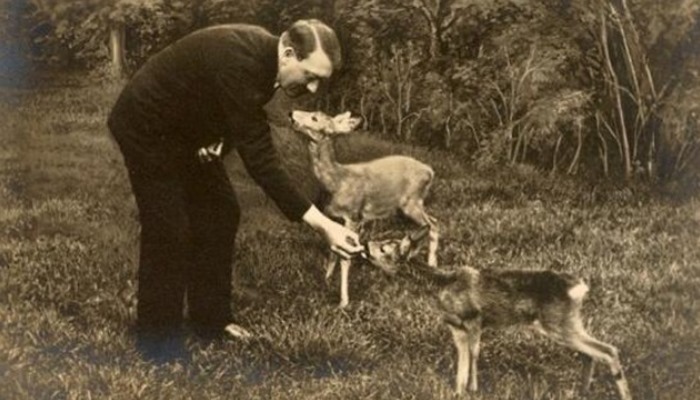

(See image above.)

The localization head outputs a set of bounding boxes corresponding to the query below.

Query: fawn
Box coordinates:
[364,228,632,400]
[290,110,439,308]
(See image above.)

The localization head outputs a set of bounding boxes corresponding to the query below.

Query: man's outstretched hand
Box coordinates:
[302,206,363,259]
[323,220,363,259]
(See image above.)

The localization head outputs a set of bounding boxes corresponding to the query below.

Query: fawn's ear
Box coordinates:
[332,112,362,134]
[399,226,429,258]
[399,235,413,257]
[409,225,430,243]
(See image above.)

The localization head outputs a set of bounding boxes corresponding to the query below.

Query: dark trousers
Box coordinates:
[109,116,239,337]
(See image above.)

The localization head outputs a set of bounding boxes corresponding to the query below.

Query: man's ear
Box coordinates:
[282,47,296,59]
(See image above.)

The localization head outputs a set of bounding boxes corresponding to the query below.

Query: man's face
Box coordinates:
[278,45,333,98]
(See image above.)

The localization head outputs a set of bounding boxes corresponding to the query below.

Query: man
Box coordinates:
[107,19,362,358]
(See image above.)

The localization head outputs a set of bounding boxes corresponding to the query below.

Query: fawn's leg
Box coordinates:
[582,354,596,393]
[468,324,482,392]
[426,215,439,268]
[338,257,352,308]
[325,252,338,282]
[575,332,632,400]
[326,216,352,282]
[337,220,361,308]
[402,202,439,267]
[539,320,632,400]
[448,325,471,395]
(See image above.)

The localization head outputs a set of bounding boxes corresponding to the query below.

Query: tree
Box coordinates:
[402,0,470,60]
[30,0,169,77]
[570,0,700,181]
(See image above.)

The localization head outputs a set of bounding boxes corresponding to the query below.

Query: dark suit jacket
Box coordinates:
[109,24,311,221]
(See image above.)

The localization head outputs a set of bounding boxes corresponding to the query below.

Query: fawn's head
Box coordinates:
[363,226,429,274]
[290,110,362,142]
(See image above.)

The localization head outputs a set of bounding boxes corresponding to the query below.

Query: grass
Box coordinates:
[1,80,699,399]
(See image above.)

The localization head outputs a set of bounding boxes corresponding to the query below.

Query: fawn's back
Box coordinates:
[328,155,434,221]
[438,268,587,328]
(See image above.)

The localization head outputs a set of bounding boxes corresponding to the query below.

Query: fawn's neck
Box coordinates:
[309,139,346,193]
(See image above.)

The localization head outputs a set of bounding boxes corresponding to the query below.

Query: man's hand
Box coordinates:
[197,139,224,163]
[302,206,363,259]
[323,220,362,259]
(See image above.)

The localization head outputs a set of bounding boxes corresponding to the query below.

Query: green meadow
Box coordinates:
[1,81,698,399]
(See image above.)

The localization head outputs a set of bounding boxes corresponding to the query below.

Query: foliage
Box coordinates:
[7,0,700,191]
[568,0,700,183]
[25,0,162,70]
[446,1,588,171]
[658,77,700,192]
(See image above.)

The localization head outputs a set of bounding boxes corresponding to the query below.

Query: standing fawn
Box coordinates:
[364,228,632,400]
[290,110,439,308]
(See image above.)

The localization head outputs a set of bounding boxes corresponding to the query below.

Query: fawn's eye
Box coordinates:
[312,116,318,122]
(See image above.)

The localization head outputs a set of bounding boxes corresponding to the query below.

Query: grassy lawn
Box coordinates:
[1,81,699,399]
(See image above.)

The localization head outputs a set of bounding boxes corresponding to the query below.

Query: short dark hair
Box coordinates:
[282,19,342,71]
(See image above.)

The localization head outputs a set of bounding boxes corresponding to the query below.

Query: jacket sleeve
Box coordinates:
[215,70,312,222]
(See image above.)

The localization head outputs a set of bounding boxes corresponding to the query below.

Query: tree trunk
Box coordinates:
[596,114,610,177]
[443,90,454,148]
[380,107,387,136]
[429,25,440,60]
[601,9,633,179]
[552,133,563,174]
[322,0,336,23]
[359,92,368,130]
[109,23,126,78]
[568,121,583,175]
[191,0,208,30]
[340,93,347,112]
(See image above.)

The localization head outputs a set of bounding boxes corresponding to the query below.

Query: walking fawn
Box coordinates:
[364,228,632,400]
[290,110,439,308]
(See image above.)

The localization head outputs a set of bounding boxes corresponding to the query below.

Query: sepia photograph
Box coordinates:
[1,0,698,398]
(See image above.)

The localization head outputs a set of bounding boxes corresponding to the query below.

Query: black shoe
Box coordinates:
[135,330,188,365]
